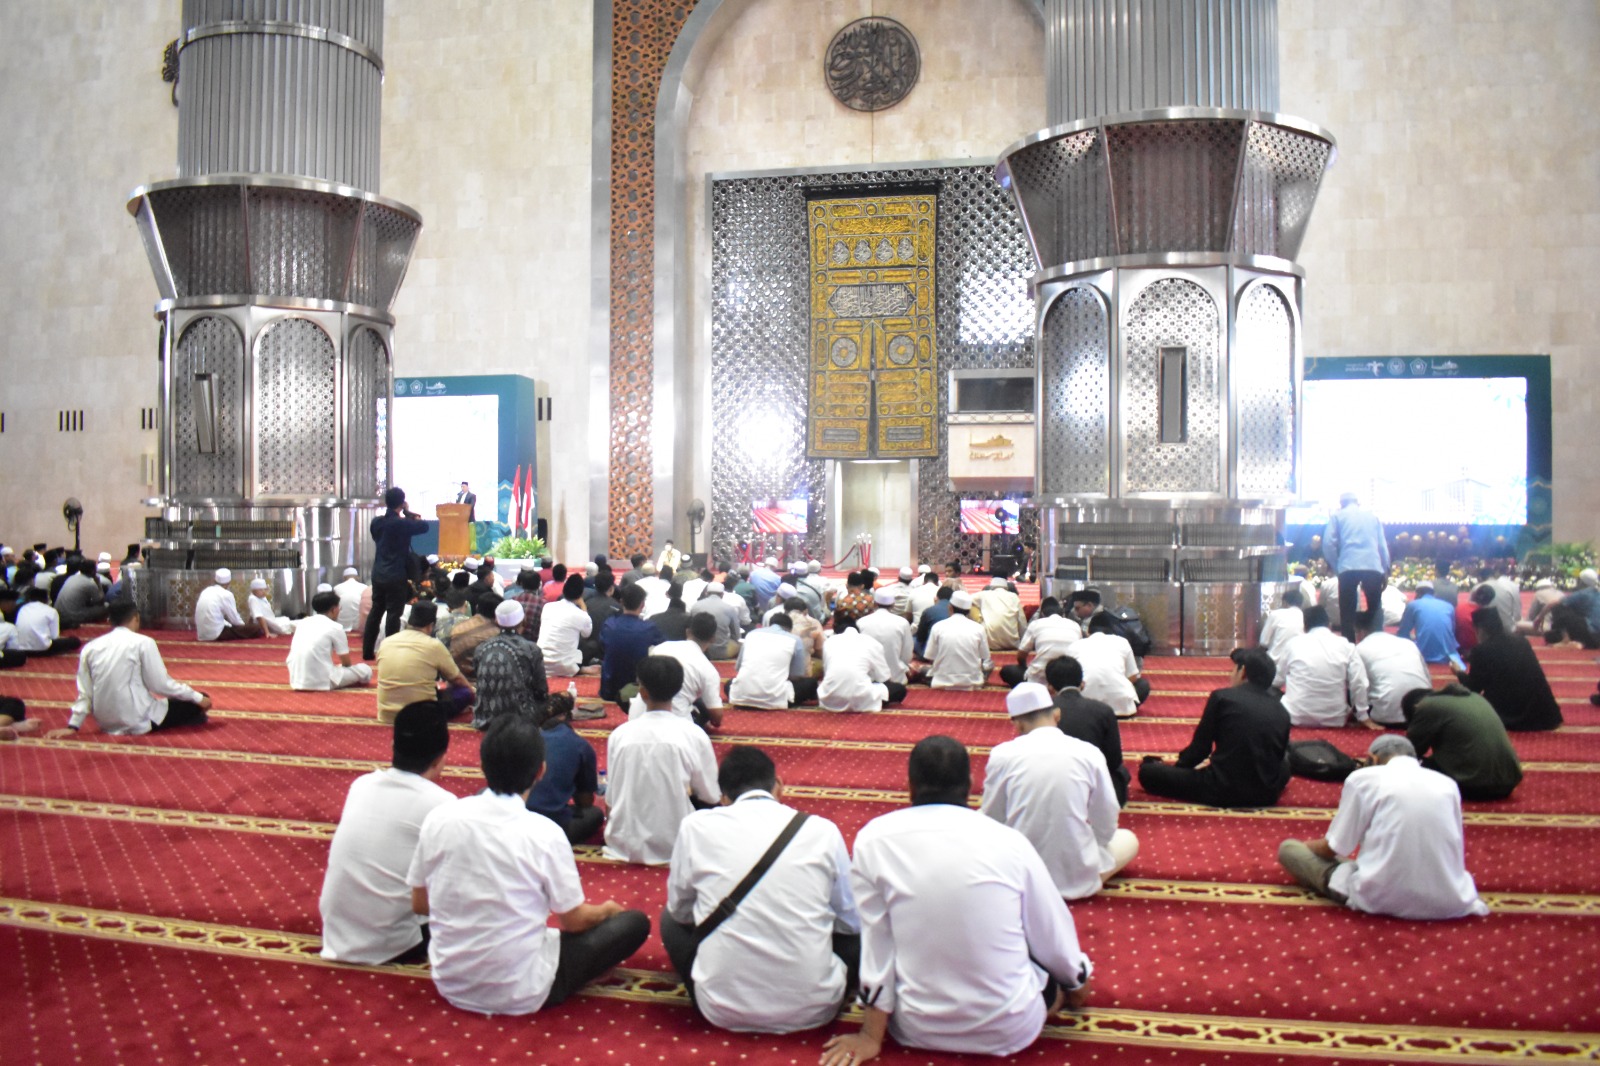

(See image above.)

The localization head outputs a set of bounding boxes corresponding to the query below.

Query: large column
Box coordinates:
[998,0,1332,653]
[126,1,421,626]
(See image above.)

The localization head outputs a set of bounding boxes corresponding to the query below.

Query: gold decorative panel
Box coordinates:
[807,193,938,459]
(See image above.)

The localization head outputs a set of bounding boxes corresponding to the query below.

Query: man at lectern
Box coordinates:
[454,481,477,517]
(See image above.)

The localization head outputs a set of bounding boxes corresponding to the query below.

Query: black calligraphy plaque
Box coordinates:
[824,17,920,113]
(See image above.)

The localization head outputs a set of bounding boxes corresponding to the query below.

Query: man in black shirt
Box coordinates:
[1045,655,1128,806]
[1453,608,1563,731]
[1138,646,1291,808]
[362,487,429,660]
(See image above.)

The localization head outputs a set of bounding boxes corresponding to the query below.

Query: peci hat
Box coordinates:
[917,564,931,574]
[807,560,822,573]
[898,567,914,580]
[250,579,268,591]
[463,557,481,571]
[342,566,359,577]
[495,599,526,629]
[214,568,232,584]
[426,554,440,565]
[873,587,897,606]
[708,581,726,593]
[776,583,797,599]
[950,590,974,611]
[316,582,333,592]
[97,552,112,562]
[97,561,111,572]
[1006,682,1054,717]
[1415,580,1434,592]
[1534,578,1555,590]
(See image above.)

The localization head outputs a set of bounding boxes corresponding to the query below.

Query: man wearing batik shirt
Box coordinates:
[472,599,549,730]
[833,571,876,626]
[511,565,545,639]
[447,595,501,681]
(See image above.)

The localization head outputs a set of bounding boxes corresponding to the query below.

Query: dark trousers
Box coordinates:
[883,681,908,705]
[543,910,652,1007]
[363,578,413,659]
[23,637,81,657]
[658,907,860,1014]
[0,649,25,670]
[209,622,263,641]
[578,636,603,666]
[1337,569,1386,641]
[385,923,430,966]
[151,698,208,731]
[722,676,822,706]
[565,804,605,844]
[1138,760,1283,809]
[59,604,110,629]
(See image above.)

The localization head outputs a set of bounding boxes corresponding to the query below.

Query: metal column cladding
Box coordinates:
[807,192,939,459]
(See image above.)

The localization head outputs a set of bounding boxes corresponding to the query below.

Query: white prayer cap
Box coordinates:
[641,562,658,575]
[97,552,112,562]
[586,561,599,575]
[989,577,1006,587]
[97,561,111,572]
[426,554,440,564]
[53,564,68,575]
[807,560,821,573]
[463,557,481,571]
[0,546,12,556]
[708,581,726,593]
[316,582,333,592]
[764,556,778,567]
[1580,568,1599,588]
[495,599,526,628]
[898,567,913,580]
[1415,580,1434,592]
[1534,578,1555,590]
[777,583,797,599]
[790,562,807,574]
[917,564,931,574]
[342,566,359,577]
[521,558,538,570]
[1006,682,1054,718]
[873,587,896,606]
[214,568,232,584]
[950,590,973,610]
[250,578,268,591]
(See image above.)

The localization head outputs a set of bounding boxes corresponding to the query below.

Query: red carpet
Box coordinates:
[2,620,1597,1064]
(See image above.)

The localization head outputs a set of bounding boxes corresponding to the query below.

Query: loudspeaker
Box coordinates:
[990,553,1016,578]
[690,552,708,570]
[536,518,548,542]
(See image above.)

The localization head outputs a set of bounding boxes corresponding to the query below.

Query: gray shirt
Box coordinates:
[55,572,105,620]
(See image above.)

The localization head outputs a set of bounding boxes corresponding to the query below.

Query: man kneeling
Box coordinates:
[662,746,859,1032]
[408,715,651,1013]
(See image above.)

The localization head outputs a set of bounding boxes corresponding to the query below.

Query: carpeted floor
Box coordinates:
[2,610,1598,1065]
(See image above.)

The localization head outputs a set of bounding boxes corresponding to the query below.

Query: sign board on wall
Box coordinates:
[946,419,1035,491]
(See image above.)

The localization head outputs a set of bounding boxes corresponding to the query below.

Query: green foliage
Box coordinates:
[487,535,547,560]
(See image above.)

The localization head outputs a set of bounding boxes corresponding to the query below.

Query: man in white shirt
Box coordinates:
[727,613,816,709]
[247,578,296,636]
[802,560,836,616]
[1258,587,1306,672]
[920,590,992,689]
[604,655,722,864]
[288,591,374,691]
[1353,608,1432,727]
[194,568,262,641]
[1275,605,1371,727]
[819,612,906,712]
[1278,735,1489,920]
[626,611,726,728]
[905,571,940,628]
[44,602,211,737]
[634,563,671,618]
[974,577,1025,652]
[980,684,1137,900]
[821,736,1094,1065]
[537,576,594,677]
[886,567,916,620]
[320,702,454,964]
[1067,614,1144,718]
[856,588,914,685]
[663,746,860,1033]
[12,587,82,656]
[999,598,1081,687]
[333,566,367,631]
[689,581,744,660]
[408,715,650,1013]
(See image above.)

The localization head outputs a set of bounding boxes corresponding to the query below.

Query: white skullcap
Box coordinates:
[1534,578,1555,590]
[316,582,333,592]
[898,567,913,580]
[1006,682,1054,717]
[250,578,268,591]
[495,599,526,628]
[989,577,1006,587]
[342,566,359,577]
[807,560,821,573]
[776,583,797,599]
[950,590,973,610]
[426,554,440,564]
[53,564,68,574]
[463,557,480,571]
[1580,569,1599,588]
[0,546,12,555]
[917,564,931,574]
[764,557,778,567]
[520,558,538,570]
[1415,580,1434,592]
[97,561,111,572]
[97,552,112,562]
[790,562,807,574]
[214,568,232,584]
[708,581,726,593]
[586,561,599,575]
[873,587,897,606]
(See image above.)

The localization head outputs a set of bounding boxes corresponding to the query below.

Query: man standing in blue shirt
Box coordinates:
[1323,493,1390,642]
[363,487,430,660]
[1395,581,1461,664]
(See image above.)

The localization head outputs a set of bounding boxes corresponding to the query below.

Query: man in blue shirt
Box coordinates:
[1323,493,1390,642]
[362,486,430,660]
[1396,581,1461,664]
[1549,568,1600,648]
[600,583,666,709]
[748,556,782,609]
[526,692,604,843]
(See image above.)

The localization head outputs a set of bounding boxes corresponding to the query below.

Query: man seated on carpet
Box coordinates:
[999,597,1081,687]
[526,691,604,843]
[599,583,666,711]
[409,714,651,1014]
[728,612,817,709]
[1066,589,1102,635]
[906,570,940,629]
[333,566,367,632]
[320,701,454,965]
[45,601,212,737]
[471,599,549,731]
[1257,586,1305,672]
[288,591,373,692]
[375,602,473,725]
[662,745,860,1033]
[1274,605,1371,727]
[604,656,721,864]
[919,590,992,690]
[1277,735,1490,920]
[12,586,82,657]
[447,594,501,681]
[856,587,914,687]
[1454,607,1563,731]
[1138,646,1291,809]
[1395,581,1461,664]
[833,570,876,626]
[911,584,954,660]
[783,595,825,674]
[538,574,596,678]
[980,683,1137,900]
[247,578,296,636]
[0,590,26,669]
[820,736,1093,1065]
[688,580,743,661]
[0,695,38,740]
[194,568,262,642]
[55,559,109,628]
[1352,608,1432,728]
[819,611,907,713]
[431,578,473,649]
[974,576,1025,652]
[1401,683,1523,801]
[1546,568,1600,648]
[1046,655,1129,807]
[626,611,727,728]
[1065,614,1144,719]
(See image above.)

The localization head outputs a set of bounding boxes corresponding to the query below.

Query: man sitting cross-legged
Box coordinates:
[626,611,727,729]
[1046,655,1129,807]
[288,591,373,692]
[662,745,861,1033]
[919,590,992,690]
[525,691,605,844]
[471,599,549,731]
[194,568,262,642]
[1275,604,1370,727]
[980,683,1137,900]
[375,601,474,725]
[1278,735,1490,920]
[320,701,454,965]
[727,612,818,709]
[999,597,1081,688]
[820,736,1093,1064]
[408,715,651,1014]
[603,654,721,864]
[13,586,83,657]
[45,601,211,738]
[820,611,908,713]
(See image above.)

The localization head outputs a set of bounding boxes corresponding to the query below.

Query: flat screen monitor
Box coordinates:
[960,499,1020,536]
[753,498,808,534]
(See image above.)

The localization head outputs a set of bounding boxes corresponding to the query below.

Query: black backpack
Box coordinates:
[1287,739,1361,782]
[1104,607,1153,658]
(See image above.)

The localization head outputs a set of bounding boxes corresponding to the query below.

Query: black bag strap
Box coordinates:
[695,810,810,941]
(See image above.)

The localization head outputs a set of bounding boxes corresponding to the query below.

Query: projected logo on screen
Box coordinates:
[753,498,808,534]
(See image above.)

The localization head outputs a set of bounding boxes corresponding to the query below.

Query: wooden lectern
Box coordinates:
[436,504,473,560]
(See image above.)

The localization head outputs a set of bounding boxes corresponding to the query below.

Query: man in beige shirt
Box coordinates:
[376,602,474,724]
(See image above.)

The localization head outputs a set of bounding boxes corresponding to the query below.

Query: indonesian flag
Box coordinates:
[511,466,523,534]
[521,464,535,535]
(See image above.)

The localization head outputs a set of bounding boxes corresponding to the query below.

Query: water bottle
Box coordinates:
[567,681,577,700]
